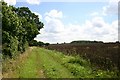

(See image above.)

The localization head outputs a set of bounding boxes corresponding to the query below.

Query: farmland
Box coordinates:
[2,47,119,78]
[46,43,120,72]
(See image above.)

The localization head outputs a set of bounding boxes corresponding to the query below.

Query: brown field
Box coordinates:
[46,43,120,71]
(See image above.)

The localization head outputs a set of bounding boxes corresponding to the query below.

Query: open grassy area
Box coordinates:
[2,47,119,78]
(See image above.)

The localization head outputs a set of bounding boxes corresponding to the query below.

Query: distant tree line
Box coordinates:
[70,40,104,44]
[70,40,120,44]
[2,2,44,58]
[29,40,50,47]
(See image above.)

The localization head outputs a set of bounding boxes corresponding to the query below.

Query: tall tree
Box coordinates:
[14,7,44,41]
[2,2,44,58]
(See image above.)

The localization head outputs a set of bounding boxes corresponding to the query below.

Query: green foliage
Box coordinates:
[2,2,44,58]
[71,40,103,44]
[61,55,118,78]
[2,4,22,36]
[63,55,89,66]
[2,31,18,58]
[18,38,28,53]
[14,7,43,42]
[29,40,49,47]
[44,43,50,46]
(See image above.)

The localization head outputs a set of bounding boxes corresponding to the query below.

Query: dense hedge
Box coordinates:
[2,2,44,58]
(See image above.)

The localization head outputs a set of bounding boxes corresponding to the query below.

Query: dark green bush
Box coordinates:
[2,1,43,58]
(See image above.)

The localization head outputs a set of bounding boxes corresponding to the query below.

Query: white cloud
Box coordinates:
[44,16,51,23]
[109,0,119,2]
[43,10,64,34]
[4,0,16,5]
[3,0,41,5]
[35,10,64,43]
[45,9,63,19]
[44,19,64,33]
[26,0,41,5]
[90,12,99,16]
[103,0,119,15]
[91,17,106,28]
[91,0,119,16]
[33,12,42,20]
[35,12,118,43]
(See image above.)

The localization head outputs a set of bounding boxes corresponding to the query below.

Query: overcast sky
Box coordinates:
[4,0,119,43]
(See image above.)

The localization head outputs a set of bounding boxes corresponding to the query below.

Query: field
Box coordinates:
[2,1,120,79]
[2,47,119,78]
[46,43,120,71]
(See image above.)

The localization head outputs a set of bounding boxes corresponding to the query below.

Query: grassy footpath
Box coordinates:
[3,47,45,78]
[36,48,74,78]
[18,48,43,78]
[3,47,118,78]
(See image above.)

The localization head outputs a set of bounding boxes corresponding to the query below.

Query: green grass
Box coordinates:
[36,48,74,78]
[3,47,119,78]
[17,48,45,78]
[18,49,38,78]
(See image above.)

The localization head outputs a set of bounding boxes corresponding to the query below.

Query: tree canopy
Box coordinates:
[2,2,44,58]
